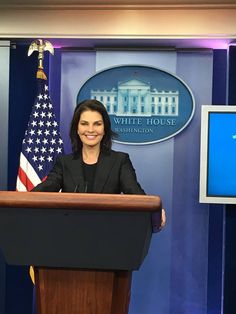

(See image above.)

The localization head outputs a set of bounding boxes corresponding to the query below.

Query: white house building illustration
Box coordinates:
[91,79,179,116]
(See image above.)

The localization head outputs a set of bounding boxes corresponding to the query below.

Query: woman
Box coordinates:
[30,99,165,309]
[32,99,145,194]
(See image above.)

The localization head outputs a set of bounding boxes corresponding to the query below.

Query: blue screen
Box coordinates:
[208,112,236,196]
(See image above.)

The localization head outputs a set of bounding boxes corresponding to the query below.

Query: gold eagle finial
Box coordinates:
[28,39,54,80]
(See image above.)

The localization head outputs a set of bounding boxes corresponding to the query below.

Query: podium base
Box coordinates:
[35,267,132,314]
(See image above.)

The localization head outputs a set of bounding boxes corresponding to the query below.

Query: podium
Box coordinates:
[0,191,162,314]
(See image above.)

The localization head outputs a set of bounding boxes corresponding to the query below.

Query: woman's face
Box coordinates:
[77,110,105,149]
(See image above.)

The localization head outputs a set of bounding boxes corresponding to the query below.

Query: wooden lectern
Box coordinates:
[0,191,162,314]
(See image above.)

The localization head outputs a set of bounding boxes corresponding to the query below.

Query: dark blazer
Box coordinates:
[32,150,145,195]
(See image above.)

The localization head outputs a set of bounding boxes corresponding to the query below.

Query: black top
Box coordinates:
[82,162,97,193]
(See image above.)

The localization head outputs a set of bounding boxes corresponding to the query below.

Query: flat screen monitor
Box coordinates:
[199,105,236,204]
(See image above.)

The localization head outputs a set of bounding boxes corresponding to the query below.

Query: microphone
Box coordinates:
[74,184,79,193]
[74,181,88,193]
[84,181,88,193]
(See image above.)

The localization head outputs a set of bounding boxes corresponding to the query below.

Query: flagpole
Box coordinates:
[16,39,64,307]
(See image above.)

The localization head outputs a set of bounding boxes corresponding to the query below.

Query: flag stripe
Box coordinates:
[16,176,27,192]
[17,152,41,188]
[17,167,35,192]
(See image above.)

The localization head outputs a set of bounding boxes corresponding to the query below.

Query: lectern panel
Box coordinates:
[0,207,152,270]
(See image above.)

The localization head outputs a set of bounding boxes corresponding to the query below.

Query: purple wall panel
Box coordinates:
[60,50,213,314]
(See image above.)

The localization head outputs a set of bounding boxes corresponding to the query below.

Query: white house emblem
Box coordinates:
[77,65,195,145]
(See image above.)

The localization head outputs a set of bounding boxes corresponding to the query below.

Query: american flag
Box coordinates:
[16,78,64,191]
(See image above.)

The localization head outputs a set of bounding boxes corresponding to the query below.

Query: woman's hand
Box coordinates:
[159,208,166,231]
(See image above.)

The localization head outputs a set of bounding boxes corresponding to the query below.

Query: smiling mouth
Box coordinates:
[85,135,97,139]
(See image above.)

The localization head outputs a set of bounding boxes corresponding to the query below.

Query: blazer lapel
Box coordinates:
[93,151,115,193]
